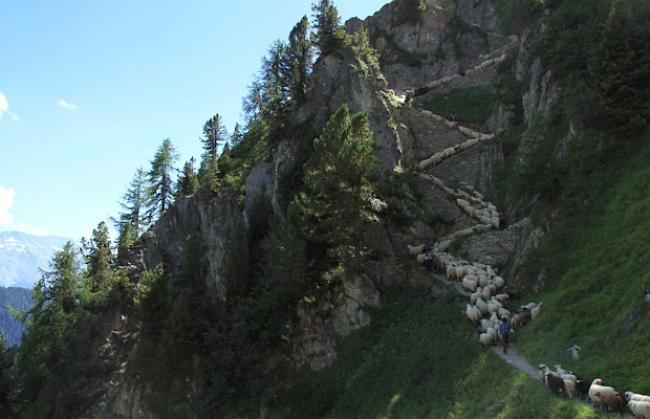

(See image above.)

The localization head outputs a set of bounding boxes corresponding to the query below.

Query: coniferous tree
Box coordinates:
[146,138,179,222]
[82,222,113,292]
[199,115,227,189]
[202,114,227,162]
[177,157,199,198]
[114,168,147,259]
[293,105,377,273]
[230,123,244,147]
[263,41,292,120]
[13,243,86,414]
[287,16,313,104]
[262,216,308,288]
[312,0,347,57]
[0,333,12,418]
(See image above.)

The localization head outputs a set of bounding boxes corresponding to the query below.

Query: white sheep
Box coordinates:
[462,276,478,291]
[625,391,650,403]
[408,244,425,256]
[510,313,520,328]
[465,304,481,323]
[538,364,551,383]
[627,400,650,419]
[564,379,576,399]
[489,312,499,328]
[476,298,489,315]
[478,274,489,288]
[522,302,537,311]
[454,265,467,280]
[531,303,544,320]
[495,293,509,302]
[493,276,505,289]
[481,286,492,301]
[416,253,426,264]
[470,289,482,304]
[486,281,497,294]
[480,318,492,330]
[589,379,617,407]
[479,332,493,347]
[497,307,511,319]
[488,297,503,312]
[567,345,582,360]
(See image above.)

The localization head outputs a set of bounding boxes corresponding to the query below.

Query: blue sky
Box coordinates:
[0,0,388,240]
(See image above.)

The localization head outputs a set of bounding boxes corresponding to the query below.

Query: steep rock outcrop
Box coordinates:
[135,188,247,300]
[360,0,510,90]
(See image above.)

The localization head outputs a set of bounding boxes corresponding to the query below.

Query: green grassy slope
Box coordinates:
[417,86,495,126]
[268,288,606,419]
[516,138,650,395]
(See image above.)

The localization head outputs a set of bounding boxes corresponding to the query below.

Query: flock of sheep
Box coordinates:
[407,245,542,348]
[538,364,650,418]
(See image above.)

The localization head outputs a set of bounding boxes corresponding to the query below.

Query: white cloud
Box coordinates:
[57,98,77,110]
[0,185,16,225]
[0,91,10,118]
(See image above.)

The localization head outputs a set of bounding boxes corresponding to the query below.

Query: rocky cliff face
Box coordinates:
[358,0,509,91]
[87,1,551,416]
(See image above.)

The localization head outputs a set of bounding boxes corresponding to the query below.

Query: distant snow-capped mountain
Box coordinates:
[0,231,71,288]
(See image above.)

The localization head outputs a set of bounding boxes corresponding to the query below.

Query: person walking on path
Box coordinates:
[499,317,512,355]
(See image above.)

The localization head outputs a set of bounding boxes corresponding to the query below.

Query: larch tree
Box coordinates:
[114,168,147,260]
[146,138,179,222]
[287,16,312,104]
[200,114,227,189]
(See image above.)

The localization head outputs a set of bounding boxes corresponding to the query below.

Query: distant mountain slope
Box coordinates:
[0,287,33,346]
[0,231,70,288]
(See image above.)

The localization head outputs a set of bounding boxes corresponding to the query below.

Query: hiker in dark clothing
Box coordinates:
[499,317,512,355]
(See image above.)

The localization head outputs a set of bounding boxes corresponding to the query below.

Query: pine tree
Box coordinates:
[146,138,179,222]
[312,0,347,57]
[287,16,312,104]
[82,222,113,292]
[177,157,199,198]
[293,105,377,272]
[114,168,147,259]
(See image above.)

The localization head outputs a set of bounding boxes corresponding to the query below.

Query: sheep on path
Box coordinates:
[627,400,650,419]
[589,379,618,408]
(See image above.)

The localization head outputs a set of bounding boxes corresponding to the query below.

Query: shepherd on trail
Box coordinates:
[499,317,512,355]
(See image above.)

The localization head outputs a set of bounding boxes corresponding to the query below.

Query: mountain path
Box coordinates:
[404,67,630,417]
